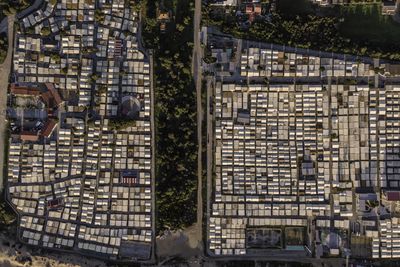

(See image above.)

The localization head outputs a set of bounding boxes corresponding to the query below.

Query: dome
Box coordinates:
[121,96,141,119]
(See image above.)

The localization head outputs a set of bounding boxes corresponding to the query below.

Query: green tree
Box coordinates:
[40,27,51,36]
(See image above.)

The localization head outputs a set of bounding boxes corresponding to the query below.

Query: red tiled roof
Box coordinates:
[11,83,62,141]
[387,191,400,201]
[40,119,58,138]
[20,131,39,141]
[11,83,63,109]
[45,83,63,106]
[10,84,41,96]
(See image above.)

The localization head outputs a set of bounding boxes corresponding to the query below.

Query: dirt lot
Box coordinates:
[156,224,202,259]
[0,230,106,267]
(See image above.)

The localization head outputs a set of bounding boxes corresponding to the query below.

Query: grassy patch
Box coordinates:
[108,117,136,130]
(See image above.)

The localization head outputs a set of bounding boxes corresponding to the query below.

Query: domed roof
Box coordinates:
[121,96,141,119]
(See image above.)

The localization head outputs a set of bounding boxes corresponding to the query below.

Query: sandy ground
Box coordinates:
[0,225,204,267]
[156,224,202,260]
[0,230,107,267]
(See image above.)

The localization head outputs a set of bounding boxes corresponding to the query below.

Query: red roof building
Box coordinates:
[40,119,58,138]
[20,131,39,142]
[10,84,41,96]
[45,83,63,107]
[386,191,400,201]
[10,83,62,142]
[10,83,63,109]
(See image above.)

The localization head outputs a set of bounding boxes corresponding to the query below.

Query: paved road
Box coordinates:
[16,0,44,19]
[0,17,7,33]
[149,50,157,263]
[193,0,203,252]
[0,15,15,191]
[393,0,400,23]
[0,0,44,31]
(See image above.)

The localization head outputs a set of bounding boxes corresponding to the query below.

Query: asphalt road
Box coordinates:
[149,50,157,263]
[0,17,7,33]
[16,0,44,19]
[0,0,44,30]
[0,15,15,191]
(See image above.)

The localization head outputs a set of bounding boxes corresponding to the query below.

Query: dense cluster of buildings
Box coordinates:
[240,47,377,77]
[310,0,399,15]
[7,0,153,262]
[6,0,400,263]
[208,41,400,79]
[207,35,400,259]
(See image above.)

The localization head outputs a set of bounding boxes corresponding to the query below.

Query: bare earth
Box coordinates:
[0,231,106,267]
[156,224,202,259]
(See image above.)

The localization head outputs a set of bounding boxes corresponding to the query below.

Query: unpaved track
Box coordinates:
[192,0,203,253]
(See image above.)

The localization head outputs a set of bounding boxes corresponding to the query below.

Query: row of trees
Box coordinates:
[108,117,137,130]
[143,0,198,231]
[203,5,400,60]
[0,0,33,17]
[0,33,7,63]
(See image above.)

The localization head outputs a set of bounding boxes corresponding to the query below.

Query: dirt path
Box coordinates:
[0,15,15,191]
[192,0,204,254]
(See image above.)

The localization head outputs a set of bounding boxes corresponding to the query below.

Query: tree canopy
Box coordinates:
[143,0,198,231]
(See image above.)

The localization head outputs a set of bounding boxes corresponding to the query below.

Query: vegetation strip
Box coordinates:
[203,0,400,60]
[143,0,197,230]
